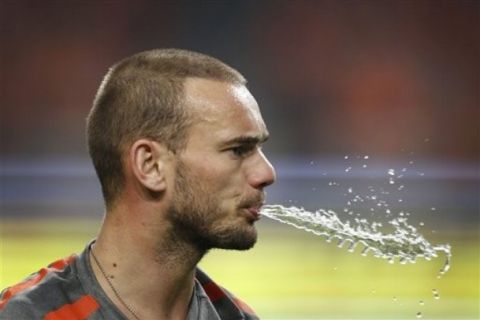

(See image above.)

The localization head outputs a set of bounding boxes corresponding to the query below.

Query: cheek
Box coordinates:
[204,169,245,204]
[190,155,239,186]
[191,163,224,187]
[181,152,245,198]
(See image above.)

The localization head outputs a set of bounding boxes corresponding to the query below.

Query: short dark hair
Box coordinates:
[86,49,246,208]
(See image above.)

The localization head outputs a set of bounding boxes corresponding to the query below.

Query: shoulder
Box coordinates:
[0,294,39,319]
[0,255,82,318]
[195,268,259,320]
[220,287,259,320]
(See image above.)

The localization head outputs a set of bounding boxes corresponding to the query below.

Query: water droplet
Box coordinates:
[364,155,369,159]
[362,164,367,168]
[333,267,338,271]
[419,222,425,226]
[409,161,414,165]
[389,177,395,185]
[418,172,425,176]
[371,289,376,294]
[309,161,315,165]
[398,185,405,191]
[361,247,369,256]
[432,289,440,300]
[388,169,395,176]
[419,300,424,306]
[416,312,422,318]
[398,199,403,202]
[347,242,356,252]
[393,296,397,302]
[344,155,349,159]
[401,168,407,172]
[431,207,436,211]
[386,209,391,214]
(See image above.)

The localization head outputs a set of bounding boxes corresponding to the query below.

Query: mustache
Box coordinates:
[238,193,265,208]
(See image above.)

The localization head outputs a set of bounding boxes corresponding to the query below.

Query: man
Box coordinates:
[0,49,276,319]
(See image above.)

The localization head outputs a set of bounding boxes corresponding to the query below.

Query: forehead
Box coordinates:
[183,78,267,142]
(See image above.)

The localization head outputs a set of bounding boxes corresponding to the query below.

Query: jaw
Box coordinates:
[207,216,259,251]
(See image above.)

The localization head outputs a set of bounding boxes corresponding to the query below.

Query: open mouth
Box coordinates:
[238,196,265,222]
[241,204,263,222]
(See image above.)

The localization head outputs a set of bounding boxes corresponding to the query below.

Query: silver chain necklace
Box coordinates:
[90,245,141,320]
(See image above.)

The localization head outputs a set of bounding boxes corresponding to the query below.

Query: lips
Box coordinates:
[246,206,261,219]
[241,202,264,221]
[239,195,265,221]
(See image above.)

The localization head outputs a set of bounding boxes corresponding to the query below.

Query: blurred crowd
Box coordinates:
[1,1,478,161]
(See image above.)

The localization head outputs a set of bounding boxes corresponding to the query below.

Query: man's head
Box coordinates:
[87,49,276,251]
[87,49,246,207]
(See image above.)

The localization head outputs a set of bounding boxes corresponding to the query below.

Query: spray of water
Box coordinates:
[260,204,451,276]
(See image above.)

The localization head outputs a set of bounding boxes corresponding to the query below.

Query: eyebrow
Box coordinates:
[222,133,269,146]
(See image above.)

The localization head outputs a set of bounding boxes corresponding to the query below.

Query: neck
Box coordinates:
[91,205,206,320]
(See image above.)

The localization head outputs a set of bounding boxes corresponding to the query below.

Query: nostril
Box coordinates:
[259,180,273,189]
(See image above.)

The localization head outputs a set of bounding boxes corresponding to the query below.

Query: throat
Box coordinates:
[159,224,209,267]
[89,239,199,320]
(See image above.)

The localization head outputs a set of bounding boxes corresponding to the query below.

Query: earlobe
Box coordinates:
[130,140,167,193]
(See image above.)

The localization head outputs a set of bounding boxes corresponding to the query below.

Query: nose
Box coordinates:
[247,150,276,189]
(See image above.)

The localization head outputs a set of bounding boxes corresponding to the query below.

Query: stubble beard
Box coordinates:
[166,160,258,254]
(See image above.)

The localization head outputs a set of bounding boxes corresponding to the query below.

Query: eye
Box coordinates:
[230,145,255,158]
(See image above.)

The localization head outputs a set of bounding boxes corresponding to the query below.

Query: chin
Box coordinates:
[210,225,258,251]
[220,238,257,251]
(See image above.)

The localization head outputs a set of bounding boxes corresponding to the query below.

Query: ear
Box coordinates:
[129,139,169,192]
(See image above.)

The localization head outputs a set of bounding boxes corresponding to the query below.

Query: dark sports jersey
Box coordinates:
[0,241,259,320]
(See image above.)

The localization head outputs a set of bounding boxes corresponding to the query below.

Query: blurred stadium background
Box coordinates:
[1,1,478,319]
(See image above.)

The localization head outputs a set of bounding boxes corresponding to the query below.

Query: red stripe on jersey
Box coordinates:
[201,281,226,302]
[0,255,76,310]
[232,296,257,316]
[44,295,99,320]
